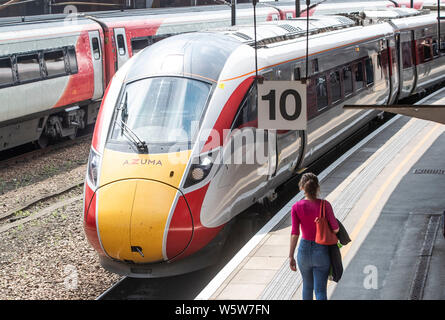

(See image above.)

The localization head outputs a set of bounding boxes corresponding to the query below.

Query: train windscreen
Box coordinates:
[109,77,211,151]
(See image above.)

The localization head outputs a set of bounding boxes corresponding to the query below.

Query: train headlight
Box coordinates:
[191,167,205,181]
[183,153,217,188]
[87,148,101,188]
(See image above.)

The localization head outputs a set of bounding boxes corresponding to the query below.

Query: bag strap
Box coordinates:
[320,200,326,219]
[319,199,324,218]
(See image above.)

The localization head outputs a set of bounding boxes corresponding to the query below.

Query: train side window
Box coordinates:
[365,58,374,86]
[131,38,150,54]
[232,85,258,129]
[401,41,413,68]
[343,66,353,96]
[354,62,364,90]
[92,38,101,60]
[294,67,301,81]
[44,50,66,77]
[17,53,41,82]
[422,39,432,61]
[376,54,383,80]
[440,36,445,54]
[152,34,173,43]
[316,75,328,111]
[432,39,439,57]
[312,59,319,74]
[117,34,126,56]
[262,69,275,81]
[0,57,14,87]
[329,71,341,104]
[66,47,78,74]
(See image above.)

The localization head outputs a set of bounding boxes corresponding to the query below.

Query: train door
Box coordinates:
[88,31,104,100]
[387,35,399,105]
[270,64,305,184]
[398,30,416,99]
[274,131,304,178]
[114,28,130,69]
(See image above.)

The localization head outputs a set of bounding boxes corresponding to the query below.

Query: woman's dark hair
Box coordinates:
[299,173,319,199]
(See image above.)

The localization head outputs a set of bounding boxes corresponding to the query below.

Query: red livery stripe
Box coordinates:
[165,195,194,260]
[201,76,255,153]
[171,184,223,260]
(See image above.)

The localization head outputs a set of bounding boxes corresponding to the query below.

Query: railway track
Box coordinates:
[0,128,92,232]
[0,180,84,229]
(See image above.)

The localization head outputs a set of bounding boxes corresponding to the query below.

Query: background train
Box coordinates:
[83,7,445,277]
[0,0,425,152]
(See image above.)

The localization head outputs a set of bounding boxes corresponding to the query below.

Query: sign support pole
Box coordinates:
[305,0,310,79]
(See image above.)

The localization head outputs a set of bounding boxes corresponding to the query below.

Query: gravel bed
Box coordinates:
[0,197,121,300]
[0,165,86,216]
[0,137,90,195]
[0,187,84,227]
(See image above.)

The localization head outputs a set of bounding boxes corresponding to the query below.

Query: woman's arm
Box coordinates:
[289,234,299,271]
[289,204,300,271]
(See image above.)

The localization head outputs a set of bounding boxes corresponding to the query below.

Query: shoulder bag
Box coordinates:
[315,200,338,245]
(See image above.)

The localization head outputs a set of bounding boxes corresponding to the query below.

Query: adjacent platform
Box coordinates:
[196,90,445,300]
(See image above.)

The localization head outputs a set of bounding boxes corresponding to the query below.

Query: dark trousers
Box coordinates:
[297,238,330,300]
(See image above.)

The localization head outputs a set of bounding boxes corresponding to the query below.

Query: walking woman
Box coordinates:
[289,173,339,300]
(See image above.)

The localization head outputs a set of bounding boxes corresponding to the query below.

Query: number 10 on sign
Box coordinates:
[258,81,307,130]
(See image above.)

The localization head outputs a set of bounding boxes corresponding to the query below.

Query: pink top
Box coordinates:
[291,199,339,241]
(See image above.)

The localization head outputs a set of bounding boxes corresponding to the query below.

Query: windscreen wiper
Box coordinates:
[115,120,149,153]
[115,94,148,153]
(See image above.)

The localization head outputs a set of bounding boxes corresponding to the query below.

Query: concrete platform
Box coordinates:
[196,91,445,300]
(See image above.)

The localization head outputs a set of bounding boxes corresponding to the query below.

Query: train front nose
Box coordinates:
[97,178,192,264]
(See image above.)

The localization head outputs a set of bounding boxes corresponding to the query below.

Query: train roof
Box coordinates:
[217,16,357,46]
[210,7,439,48]
[124,32,242,84]
[0,2,281,28]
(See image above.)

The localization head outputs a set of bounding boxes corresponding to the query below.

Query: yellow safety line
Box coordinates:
[340,122,441,259]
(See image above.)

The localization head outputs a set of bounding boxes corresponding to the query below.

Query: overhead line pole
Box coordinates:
[305,0,310,79]
[253,0,258,79]
[232,0,236,26]
[438,0,441,54]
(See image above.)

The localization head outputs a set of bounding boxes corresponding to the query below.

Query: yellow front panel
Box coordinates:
[97,180,136,260]
[130,180,178,263]
[97,148,191,263]
[99,149,191,188]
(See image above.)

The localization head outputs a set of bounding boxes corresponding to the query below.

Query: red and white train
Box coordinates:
[84,7,445,277]
[0,0,428,152]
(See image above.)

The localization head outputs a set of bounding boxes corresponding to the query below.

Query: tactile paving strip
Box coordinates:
[408,215,440,300]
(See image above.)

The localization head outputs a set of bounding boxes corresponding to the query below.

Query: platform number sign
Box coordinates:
[258,81,307,130]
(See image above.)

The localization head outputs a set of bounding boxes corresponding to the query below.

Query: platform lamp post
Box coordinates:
[296,0,300,17]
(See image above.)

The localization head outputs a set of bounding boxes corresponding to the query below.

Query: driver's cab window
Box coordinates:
[232,85,258,129]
